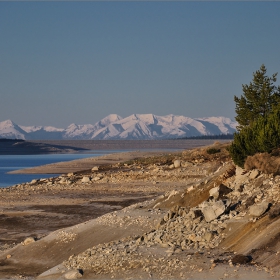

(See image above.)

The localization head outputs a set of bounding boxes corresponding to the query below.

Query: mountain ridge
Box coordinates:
[0,114,237,140]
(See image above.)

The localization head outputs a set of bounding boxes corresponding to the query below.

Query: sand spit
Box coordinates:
[0,142,280,279]
[9,150,173,174]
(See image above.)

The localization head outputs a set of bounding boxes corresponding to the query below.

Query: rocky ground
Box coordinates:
[0,142,280,279]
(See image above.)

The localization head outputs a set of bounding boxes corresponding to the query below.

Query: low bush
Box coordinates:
[206,148,221,155]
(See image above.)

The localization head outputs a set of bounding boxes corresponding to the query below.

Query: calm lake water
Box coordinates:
[0,150,124,188]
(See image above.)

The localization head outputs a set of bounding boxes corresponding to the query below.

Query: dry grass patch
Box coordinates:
[120,142,232,168]
[181,141,231,163]
[244,152,280,175]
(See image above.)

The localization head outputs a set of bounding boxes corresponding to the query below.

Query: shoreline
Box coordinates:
[7,139,231,175]
[8,150,178,174]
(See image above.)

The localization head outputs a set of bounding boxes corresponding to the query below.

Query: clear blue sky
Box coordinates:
[1,1,280,127]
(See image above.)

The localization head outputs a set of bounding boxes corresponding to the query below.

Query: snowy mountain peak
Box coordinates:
[134,114,156,124]
[105,114,123,121]
[99,114,123,126]
[67,123,78,129]
[0,119,16,127]
[0,120,27,139]
[0,114,237,140]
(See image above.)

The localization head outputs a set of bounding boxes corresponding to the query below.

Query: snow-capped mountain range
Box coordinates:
[0,114,237,140]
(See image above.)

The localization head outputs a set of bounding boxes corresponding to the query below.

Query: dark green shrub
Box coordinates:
[229,106,280,167]
[206,148,221,155]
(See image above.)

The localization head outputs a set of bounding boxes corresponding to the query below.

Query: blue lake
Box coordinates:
[0,151,124,188]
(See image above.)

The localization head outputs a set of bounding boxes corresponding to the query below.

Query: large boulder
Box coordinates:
[249,169,260,180]
[235,166,245,177]
[30,179,39,185]
[59,177,67,184]
[81,176,91,183]
[209,187,219,199]
[201,200,226,222]
[173,160,181,168]
[249,201,269,217]
[201,206,217,222]
[91,166,99,172]
[22,237,36,246]
[64,269,83,279]
[234,166,249,185]
[211,200,226,216]
[209,184,232,200]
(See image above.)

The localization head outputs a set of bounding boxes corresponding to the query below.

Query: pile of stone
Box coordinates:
[64,234,207,279]
[54,160,280,279]
[64,186,238,277]
[138,206,226,251]
[138,185,247,252]
[224,166,276,219]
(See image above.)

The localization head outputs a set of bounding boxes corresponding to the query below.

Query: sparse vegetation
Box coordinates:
[120,142,231,169]
[182,142,231,163]
[122,153,180,167]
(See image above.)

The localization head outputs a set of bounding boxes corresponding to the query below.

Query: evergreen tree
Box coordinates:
[229,105,280,167]
[234,64,280,131]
